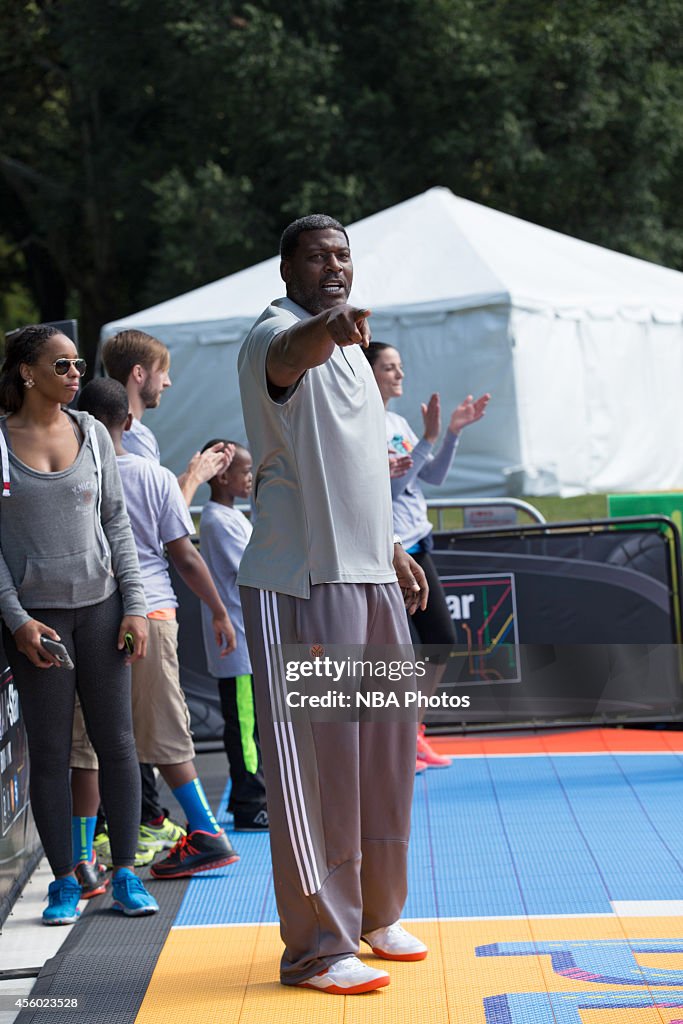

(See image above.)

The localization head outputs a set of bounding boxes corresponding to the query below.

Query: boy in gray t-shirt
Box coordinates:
[199,440,267,832]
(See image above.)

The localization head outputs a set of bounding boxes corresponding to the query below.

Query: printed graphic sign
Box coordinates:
[463,505,518,529]
[0,666,29,836]
[441,573,520,683]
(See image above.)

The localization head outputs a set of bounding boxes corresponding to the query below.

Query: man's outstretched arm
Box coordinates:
[267,304,371,389]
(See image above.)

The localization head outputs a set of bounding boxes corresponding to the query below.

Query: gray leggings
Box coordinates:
[3,591,140,876]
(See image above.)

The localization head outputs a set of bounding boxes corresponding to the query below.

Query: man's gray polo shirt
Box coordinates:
[237,297,396,599]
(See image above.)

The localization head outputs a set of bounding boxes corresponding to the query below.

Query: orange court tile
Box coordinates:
[430,726,683,757]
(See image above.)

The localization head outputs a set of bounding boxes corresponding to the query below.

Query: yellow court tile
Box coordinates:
[134,917,683,1024]
[134,924,263,1024]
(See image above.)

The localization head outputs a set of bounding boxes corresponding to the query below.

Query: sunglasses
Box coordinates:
[51,358,87,376]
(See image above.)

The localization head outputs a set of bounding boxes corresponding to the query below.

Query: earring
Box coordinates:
[23,377,35,389]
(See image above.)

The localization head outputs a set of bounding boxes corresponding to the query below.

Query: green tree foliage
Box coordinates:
[1,0,682,360]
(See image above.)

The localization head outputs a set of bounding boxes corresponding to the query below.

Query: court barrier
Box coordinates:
[426,514,683,729]
[0,655,41,927]
[173,512,683,741]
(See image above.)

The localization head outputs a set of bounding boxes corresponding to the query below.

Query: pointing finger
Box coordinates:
[358,315,372,347]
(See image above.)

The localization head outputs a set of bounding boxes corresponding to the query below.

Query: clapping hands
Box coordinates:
[422,391,491,442]
[449,393,491,434]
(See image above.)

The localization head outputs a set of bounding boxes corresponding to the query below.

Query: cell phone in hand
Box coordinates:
[40,636,75,670]
[124,632,135,656]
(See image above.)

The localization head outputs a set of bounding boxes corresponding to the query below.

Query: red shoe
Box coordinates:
[415,756,428,774]
[417,725,452,768]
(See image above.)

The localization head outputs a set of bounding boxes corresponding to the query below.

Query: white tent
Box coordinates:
[102,187,683,498]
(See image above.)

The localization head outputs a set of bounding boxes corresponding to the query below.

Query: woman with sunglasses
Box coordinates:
[365,342,490,771]
[0,324,158,923]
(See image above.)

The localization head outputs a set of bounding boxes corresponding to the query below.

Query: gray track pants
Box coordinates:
[240,582,416,985]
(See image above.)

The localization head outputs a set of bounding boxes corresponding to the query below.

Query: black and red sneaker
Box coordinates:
[150,829,239,879]
[74,855,109,898]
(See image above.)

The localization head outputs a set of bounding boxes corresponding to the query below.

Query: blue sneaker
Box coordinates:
[111,869,159,916]
[43,876,81,926]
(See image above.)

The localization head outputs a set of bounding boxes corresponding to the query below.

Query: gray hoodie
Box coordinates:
[0,409,147,634]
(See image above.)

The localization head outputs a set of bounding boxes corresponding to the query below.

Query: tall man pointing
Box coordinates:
[238,214,429,994]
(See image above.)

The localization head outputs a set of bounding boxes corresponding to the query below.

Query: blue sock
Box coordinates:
[72,816,97,865]
[172,778,222,834]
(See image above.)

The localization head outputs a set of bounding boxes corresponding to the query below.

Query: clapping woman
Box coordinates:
[366,342,490,771]
[0,324,157,924]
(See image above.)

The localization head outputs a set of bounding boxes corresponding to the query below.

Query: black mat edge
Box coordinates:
[13,869,189,1024]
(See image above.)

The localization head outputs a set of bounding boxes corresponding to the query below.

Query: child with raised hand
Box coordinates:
[199,440,268,832]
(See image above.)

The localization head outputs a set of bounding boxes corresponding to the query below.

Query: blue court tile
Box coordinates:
[174,777,275,927]
[173,748,683,930]
[549,753,683,904]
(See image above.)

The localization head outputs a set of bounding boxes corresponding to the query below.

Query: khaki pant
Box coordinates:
[71,617,194,768]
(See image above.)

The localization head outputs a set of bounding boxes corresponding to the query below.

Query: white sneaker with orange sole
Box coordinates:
[362,922,428,961]
[297,955,390,994]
